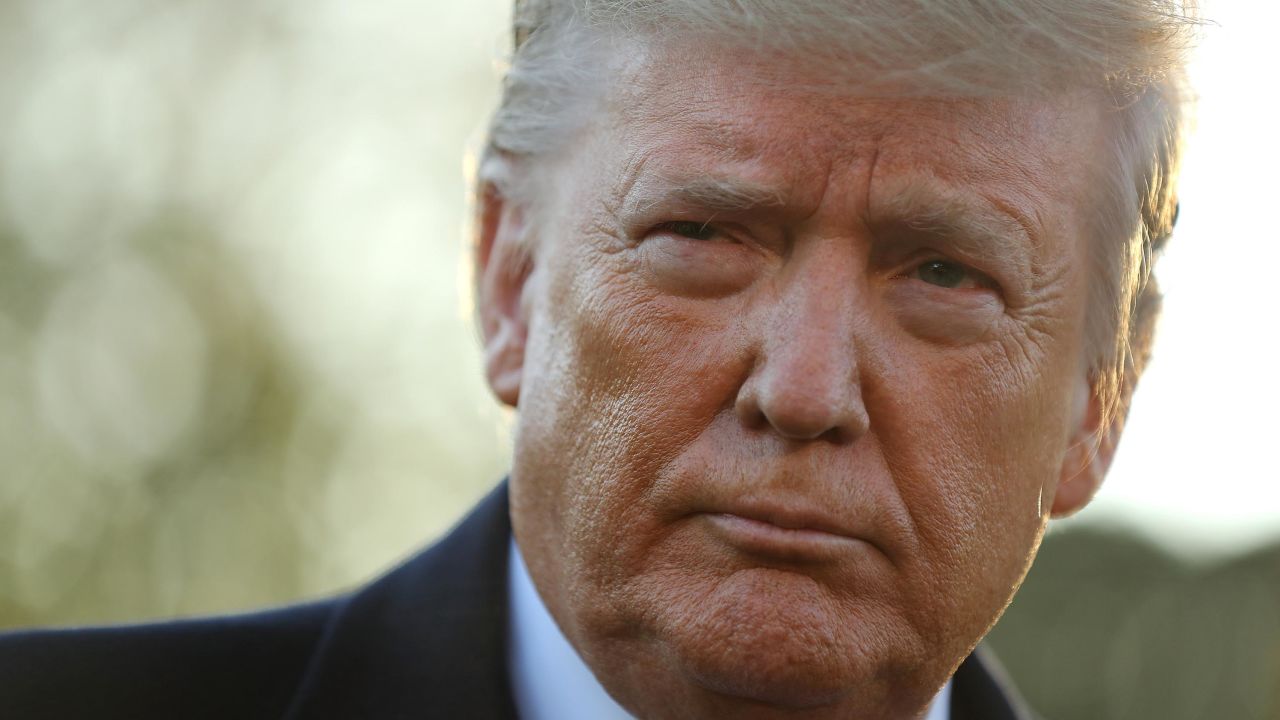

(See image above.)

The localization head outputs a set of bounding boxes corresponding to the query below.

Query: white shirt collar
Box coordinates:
[507,538,635,720]
[507,538,952,720]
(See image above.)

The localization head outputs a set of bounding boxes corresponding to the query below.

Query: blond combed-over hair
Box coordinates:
[483,0,1200,427]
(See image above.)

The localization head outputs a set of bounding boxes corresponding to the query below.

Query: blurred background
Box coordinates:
[0,0,1275,718]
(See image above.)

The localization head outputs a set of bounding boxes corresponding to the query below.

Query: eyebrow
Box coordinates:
[622,174,788,217]
[870,178,1037,274]
[617,168,1038,275]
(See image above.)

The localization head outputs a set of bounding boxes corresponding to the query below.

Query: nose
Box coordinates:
[734,241,871,443]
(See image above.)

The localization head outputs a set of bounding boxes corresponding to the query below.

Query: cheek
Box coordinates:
[868,335,1076,605]
[513,240,751,575]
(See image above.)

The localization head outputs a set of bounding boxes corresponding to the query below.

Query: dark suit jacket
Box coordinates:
[0,482,1035,719]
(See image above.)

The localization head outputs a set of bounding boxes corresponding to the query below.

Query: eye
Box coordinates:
[654,220,721,242]
[909,260,986,290]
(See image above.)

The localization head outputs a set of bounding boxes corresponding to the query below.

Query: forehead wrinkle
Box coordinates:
[621,66,770,165]
[980,191,1050,272]
[606,149,655,219]
[694,120,768,163]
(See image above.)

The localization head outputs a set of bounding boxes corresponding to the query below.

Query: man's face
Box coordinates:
[486,40,1108,720]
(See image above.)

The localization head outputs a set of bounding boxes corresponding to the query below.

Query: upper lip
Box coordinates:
[658,473,895,559]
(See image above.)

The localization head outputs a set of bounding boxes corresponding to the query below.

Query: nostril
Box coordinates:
[762,397,848,442]
[735,371,868,444]
[733,379,771,432]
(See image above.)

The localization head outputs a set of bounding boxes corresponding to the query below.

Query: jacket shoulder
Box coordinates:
[950,645,1039,720]
[0,598,340,720]
[0,481,517,720]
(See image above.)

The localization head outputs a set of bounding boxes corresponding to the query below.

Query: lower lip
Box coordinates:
[702,513,868,562]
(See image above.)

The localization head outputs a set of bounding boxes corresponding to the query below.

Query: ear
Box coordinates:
[1050,377,1120,518]
[475,180,534,408]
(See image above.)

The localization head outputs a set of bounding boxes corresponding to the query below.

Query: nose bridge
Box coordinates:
[772,241,859,378]
[739,239,869,442]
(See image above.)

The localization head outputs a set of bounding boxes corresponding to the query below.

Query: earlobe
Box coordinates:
[484,321,526,407]
[475,179,534,409]
[1049,379,1118,518]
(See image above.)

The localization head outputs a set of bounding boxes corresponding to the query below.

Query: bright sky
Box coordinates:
[1079,0,1280,558]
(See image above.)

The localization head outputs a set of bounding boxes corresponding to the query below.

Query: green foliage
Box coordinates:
[990,528,1280,719]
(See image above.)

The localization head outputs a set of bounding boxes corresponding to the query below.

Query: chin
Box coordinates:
[657,568,900,712]
[681,657,855,711]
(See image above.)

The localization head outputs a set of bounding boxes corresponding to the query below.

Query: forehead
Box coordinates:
[595,38,1108,242]
[609,36,1107,144]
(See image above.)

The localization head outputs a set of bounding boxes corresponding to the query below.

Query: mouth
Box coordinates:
[700,510,873,563]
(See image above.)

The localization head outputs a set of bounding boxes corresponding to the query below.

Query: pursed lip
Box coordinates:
[698,502,876,562]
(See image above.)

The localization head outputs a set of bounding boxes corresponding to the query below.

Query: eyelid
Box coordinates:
[895,254,1000,292]
[651,219,730,242]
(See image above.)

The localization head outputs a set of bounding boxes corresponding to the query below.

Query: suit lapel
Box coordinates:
[284,482,518,720]
[949,645,1037,720]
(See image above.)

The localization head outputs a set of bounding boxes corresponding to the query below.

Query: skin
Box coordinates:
[477,39,1118,720]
